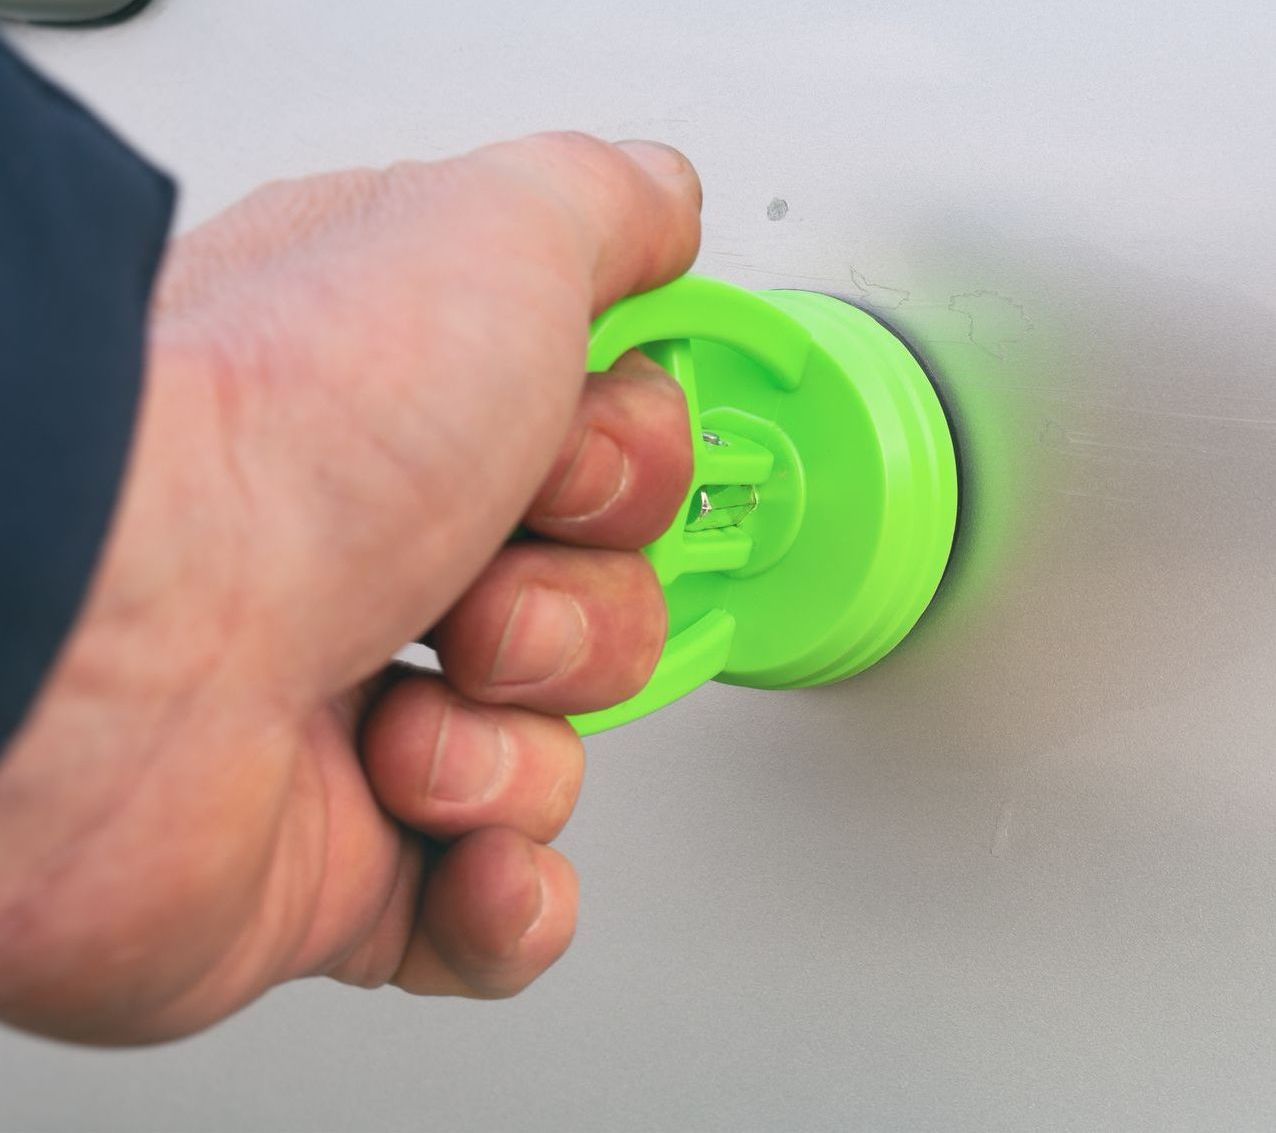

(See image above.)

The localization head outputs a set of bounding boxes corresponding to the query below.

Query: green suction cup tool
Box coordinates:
[570,276,957,736]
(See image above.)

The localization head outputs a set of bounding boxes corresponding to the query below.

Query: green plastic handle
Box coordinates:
[569,277,814,735]
[568,275,959,738]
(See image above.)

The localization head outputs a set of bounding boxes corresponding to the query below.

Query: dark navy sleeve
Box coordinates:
[0,38,174,748]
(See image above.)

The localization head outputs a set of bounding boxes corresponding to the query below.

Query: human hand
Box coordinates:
[0,133,699,1043]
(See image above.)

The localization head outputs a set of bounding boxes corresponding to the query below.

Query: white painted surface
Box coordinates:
[3,1,1275,1128]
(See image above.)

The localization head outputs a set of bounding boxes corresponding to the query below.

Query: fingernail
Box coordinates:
[616,139,693,181]
[541,429,628,522]
[491,587,586,688]
[427,701,509,803]
[517,844,547,943]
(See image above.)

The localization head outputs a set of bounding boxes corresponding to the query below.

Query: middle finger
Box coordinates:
[433,541,667,716]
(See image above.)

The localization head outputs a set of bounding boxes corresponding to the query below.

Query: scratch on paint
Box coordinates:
[948,290,1033,359]
[990,804,1013,857]
[847,267,911,310]
[1055,487,1136,505]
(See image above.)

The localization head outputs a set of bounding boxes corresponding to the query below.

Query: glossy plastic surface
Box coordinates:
[571,277,958,735]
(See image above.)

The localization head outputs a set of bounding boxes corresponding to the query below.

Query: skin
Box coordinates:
[0,133,700,1044]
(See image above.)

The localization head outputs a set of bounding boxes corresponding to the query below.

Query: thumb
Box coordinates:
[465,132,702,313]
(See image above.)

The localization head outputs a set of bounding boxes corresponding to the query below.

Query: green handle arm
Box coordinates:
[569,276,812,737]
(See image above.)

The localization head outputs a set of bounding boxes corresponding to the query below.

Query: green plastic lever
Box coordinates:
[569,276,958,737]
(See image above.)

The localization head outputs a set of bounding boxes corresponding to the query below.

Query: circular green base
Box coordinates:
[571,277,957,736]
[708,290,957,689]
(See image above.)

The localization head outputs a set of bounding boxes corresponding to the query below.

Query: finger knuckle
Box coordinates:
[522,131,646,217]
[527,130,618,171]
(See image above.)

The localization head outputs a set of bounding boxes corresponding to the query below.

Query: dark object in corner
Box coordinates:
[0,0,153,26]
[0,39,174,747]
